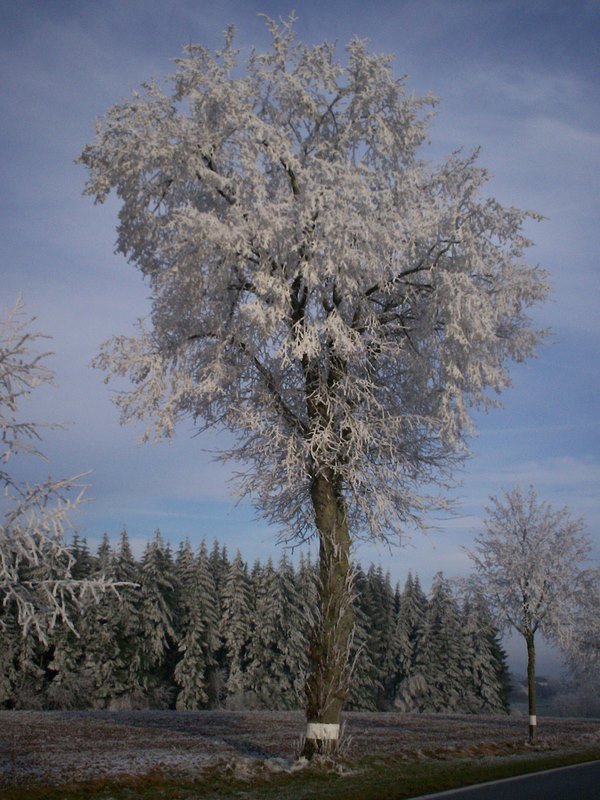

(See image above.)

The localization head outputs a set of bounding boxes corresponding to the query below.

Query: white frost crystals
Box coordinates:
[0,297,119,642]
[467,486,597,742]
[79,16,551,753]
[80,16,550,545]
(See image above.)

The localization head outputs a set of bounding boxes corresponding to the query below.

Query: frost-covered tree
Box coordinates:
[174,540,220,708]
[247,554,306,708]
[80,530,143,709]
[0,298,112,641]
[392,572,427,707]
[553,565,600,718]
[79,17,549,752]
[220,550,254,703]
[138,530,178,705]
[413,572,463,712]
[45,535,99,709]
[361,565,396,708]
[468,487,591,741]
[459,587,510,714]
[346,564,378,710]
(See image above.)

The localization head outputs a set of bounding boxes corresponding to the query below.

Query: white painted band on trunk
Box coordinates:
[305,722,340,740]
[529,715,537,725]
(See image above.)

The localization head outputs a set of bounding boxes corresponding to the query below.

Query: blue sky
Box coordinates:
[2,1,598,674]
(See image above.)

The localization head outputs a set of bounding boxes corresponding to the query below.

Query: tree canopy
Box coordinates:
[81,17,549,545]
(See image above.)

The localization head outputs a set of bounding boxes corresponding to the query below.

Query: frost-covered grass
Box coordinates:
[0,750,599,799]
[0,710,598,798]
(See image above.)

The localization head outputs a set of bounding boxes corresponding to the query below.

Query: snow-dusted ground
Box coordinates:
[0,710,598,789]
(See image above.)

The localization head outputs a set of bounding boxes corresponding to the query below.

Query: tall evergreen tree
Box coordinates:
[175,540,220,708]
[460,589,510,714]
[364,566,396,708]
[96,532,112,575]
[346,565,378,711]
[247,555,305,708]
[82,529,144,709]
[209,539,231,695]
[138,530,178,705]
[111,529,144,701]
[209,539,230,601]
[414,573,464,712]
[69,534,96,580]
[392,572,428,710]
[46,535,94,710]
[220,550,254,703]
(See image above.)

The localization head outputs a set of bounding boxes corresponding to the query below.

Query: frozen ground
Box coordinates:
[0,710,598,789]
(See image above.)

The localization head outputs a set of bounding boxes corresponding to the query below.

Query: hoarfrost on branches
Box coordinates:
[468,486,594,740]
[0,297,121,642]
[79,15,549,749]
[468,487,592,645]
[80,17,549,544]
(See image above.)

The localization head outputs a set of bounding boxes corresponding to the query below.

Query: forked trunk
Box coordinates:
[526,632,537,744]
[302,471,354,758]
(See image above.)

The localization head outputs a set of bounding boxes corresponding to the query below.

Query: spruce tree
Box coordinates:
[346,565,378,711]
[414,573,464,712]
[280,553,310,702]
[175,540,220,708]
[364,566,396,708]
[460,589,510,713]
[220,550,254,704]
[174,538,196,640]
[69,534,96,579]
[112,529,144,701]
[209,539,230,602]
[80,529,142,710]
[138,530,178,705]
[247,555,305,709]
[392,572,427,711]
[96,532,112,575]
[46,536,94,710]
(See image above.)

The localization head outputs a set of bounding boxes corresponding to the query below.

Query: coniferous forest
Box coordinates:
[0,530,510,714]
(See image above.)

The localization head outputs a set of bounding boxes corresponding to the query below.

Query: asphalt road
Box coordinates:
[410,760,600,799]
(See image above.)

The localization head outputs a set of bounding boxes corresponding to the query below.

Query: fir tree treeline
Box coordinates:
[0,531,510,714]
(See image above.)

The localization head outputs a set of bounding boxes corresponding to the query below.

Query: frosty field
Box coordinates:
[1,709,598,795]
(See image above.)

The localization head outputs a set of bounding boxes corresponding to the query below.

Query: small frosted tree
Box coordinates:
[468,487,591,742]
[80,17,548,753]
[0,298,114,643]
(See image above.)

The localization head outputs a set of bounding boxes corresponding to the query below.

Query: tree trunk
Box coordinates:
[526,632,537,744]
[301,470,354,758]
